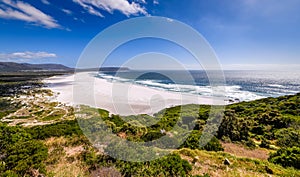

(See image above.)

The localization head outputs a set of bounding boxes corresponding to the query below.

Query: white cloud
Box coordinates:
[153,0,159,5]
[41,0,50,5]
[62,9,72,15]
[135,0,146,4]
[73,0,104,17]
[0,51,57,61]
[0,0,60,29]
[73,0,148,17]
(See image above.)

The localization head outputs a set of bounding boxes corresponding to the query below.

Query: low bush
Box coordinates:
[268,146,300,169]
[180,131,224,151]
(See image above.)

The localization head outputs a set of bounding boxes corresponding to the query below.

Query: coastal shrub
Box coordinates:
[217,111,251,142]
[0,123,48,176]
[0,171,19,177]
[26,120,83,139]
[83,151,192,177]
[120,121,147,137]
[181,116,197,130]
[251,125,265,135]
[275,128,300,148]
[257,112,287,129]
[194,119,206,130]
[141,131,163,141]
[108,115,126,127]
[157,136,180,149]
[192,174,210,177]
[197,105,211,119]
[243,138,256,149]
[82,147,99,167]
[259,138,270,148]
[115,154,192,177]
[203,136,224,151]
[268,146,300,169]
[180,131,223,151]
[0,123,31,150]
[5,140,48,175]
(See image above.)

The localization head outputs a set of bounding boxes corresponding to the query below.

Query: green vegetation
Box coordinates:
[0,123,48,176]
[275,128,300,148]
[269,147,300,169]
[82,152,193,177]
[26,120,83,140]
[180,130,224,152]
[224,93,300,143]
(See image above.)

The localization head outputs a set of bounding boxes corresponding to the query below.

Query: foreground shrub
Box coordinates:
[26,120,82,139]
[275,128,300,148]
[0,123,48,176]
[268,146,300,169]
[83,151,192,177]
[180,131,224,151]
[259,138,270,148]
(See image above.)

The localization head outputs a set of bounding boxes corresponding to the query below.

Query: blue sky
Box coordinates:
[0,0,299,70]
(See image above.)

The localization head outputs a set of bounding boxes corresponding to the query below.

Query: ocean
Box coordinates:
[96,70,300,102]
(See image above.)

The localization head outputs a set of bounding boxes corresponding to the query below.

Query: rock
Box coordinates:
[192,156,199,164]
[265,166,273,174]
[224,158,231,166]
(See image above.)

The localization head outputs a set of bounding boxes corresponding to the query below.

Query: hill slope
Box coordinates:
[0,62,73,72]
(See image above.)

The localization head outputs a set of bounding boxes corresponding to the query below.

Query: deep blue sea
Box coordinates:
[97,70,300,102]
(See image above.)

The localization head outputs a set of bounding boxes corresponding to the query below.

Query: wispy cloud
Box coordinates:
[73,0,104,17]
[41,0,50,5]
[62,9,72,15]
[135,0,146,4]
[73,0,148,17]
[0,0,60,29]
[0,51,57,61]
[153,0,159,5]
[237,0,300,22]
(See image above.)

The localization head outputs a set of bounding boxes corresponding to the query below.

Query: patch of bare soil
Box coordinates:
[222,142,269,160]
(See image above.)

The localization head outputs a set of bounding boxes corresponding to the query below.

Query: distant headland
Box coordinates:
[0,62,130,73]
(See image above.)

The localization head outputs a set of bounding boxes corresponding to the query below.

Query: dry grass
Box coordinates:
[221,142,269,160]
[44,137,89,177]
[180,153,268,177]
[176,148,300,177]
[47,159,88,177]
[65,145,84,157]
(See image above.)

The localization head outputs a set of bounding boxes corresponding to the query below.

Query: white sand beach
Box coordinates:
[44,72,224,115]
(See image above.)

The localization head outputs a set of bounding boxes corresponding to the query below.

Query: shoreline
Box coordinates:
[43,72,225,116]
